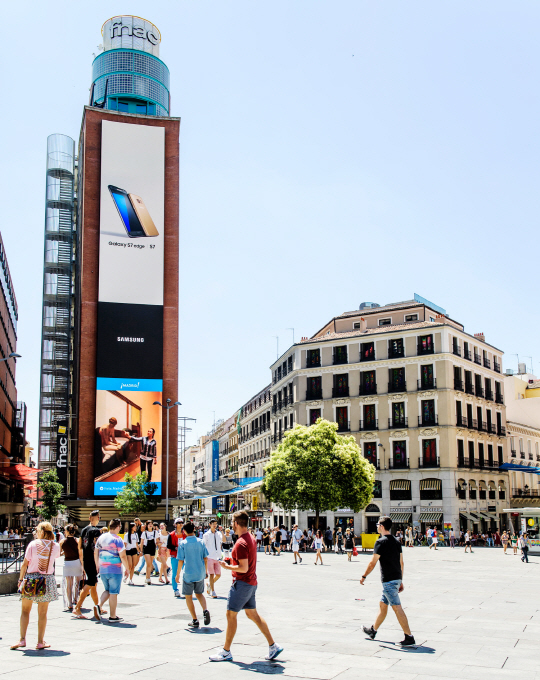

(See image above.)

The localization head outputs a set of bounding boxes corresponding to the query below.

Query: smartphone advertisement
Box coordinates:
[94,120,165,497]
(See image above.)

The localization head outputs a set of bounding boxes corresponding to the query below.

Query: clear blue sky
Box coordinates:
[1,2,539,453]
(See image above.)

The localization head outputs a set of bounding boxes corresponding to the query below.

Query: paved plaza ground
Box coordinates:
[0,545,539,680]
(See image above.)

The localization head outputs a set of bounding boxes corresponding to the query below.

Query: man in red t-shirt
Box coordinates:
[209,510,283,663]
[167,518,187,598]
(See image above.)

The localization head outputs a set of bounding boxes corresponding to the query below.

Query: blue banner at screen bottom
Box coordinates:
[96,377,163,391]
[94,481,162,496]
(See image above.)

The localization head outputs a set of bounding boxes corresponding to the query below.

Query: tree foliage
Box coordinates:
[114,472,158,517]
[37,468,67,521]
[262,419,375,529]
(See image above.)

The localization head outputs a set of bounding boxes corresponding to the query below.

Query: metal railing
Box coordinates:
[483,358,491,369]
[388,457,409,469]
[456,415,468,427]
[494,360,501,373]
[452,344,462,357]
[359,419,378,431]
[464,349,472,360]
[332,387,349,398]
[474,353,482,365]
[465,381,474,395]
[418,456,440,468]
[333,353,348,365]
[337,421,351,432]
[495,393,504,404]
[359,383,377,395]
[306,389,322,401]
[418,414,438,426]
[388,381,406,393]
[389,417,408,428]
[512,488,540,498]
[454,379,464,391]
[0,537,27,574]
[388,347,405,359]
[417,378,436,390]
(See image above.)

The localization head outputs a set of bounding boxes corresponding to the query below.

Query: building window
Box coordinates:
[389,478,411,500]
[333,374,349,398]
[364,442,377,465]
[118,101,129,112]
[379,318,392,326]
[419,477,442,500]
[457,439,464,465]
[333,346,348,365]
[353,322,361,329]
[360,370,376,395]
[363,404,377,429]
[420,364,434,389]
[288,356,293,372]
[306,376,322,400]
[391,402,406,427]
[418,334,434,355]
[405,314,418,322]
[336,406,349,432]
[420,399,436,426]
[388,338,404,358]
[360,342,375,361]
[309,408,321,425]
[392,441,407,468]
[389,367,406,392]
[373,480,382,498]
[306,348,320,368]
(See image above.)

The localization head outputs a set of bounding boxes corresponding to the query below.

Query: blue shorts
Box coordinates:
[101,572,122,595]
[227,580,257,612]
[381,579,402,606]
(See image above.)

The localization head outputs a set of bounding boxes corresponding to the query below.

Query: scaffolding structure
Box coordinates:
[38,134,76,480]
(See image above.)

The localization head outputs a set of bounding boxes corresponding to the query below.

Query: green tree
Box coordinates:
[37,468,67,521]
[114,472,158,517]
[262,419,375,530]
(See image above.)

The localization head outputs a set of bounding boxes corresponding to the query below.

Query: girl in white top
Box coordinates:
[139,521,160,584]
[313,530,324,565]
[123,522,141,585]
[156,523,170,585]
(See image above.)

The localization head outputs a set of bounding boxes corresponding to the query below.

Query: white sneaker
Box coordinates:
[129,580,134,585]
[145,578,151,585]
[174,590,180,598]
[123,572,128,583]
[209,649,233,662]
[207,585,211,595]
[266,644,283,660]
[211,590,217,598]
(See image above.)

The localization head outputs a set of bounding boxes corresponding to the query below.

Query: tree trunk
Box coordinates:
[315,508,319,532]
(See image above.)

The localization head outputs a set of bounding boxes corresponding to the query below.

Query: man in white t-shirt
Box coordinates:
[428,527,438,550]
[203,520,223,598]
[255,529,263,551]
[280,526,288,553]
[290,525,303,565]
[464,531,473,553]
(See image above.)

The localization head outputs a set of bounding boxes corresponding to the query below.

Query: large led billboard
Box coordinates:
[94,120,165,496]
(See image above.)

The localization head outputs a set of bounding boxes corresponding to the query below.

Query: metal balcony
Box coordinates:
[418,415,438,426]
[417,378,436,390]
[454,379,464,391]
[474,353,482,365]
[388,381,406,393]
[359,383,377,396]
[359,419,378,431]
[389,417,408,429]
[388,457,409,469]
[452,345,462,357]
[418,456,440,468]
[305,390,322,401]
[332,387,350,398]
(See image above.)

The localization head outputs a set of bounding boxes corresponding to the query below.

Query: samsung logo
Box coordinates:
[117,337,145,343]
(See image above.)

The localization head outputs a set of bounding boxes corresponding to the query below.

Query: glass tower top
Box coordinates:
[91,16,170,117]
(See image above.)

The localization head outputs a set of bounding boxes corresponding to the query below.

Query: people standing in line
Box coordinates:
[139,521,159,585]
[464,530,473,553]
[511,532,518,555]
[157,523,170,584]
[167,518,187,598]
[11,521,61,650]
[94,518,130,623]
[429,527,438,551]
[175,522,211,629]
[313,530,324,565]
[519,533,530,563]
[73,510,104,619]
[60,524,82,611]
[344,528,355,561]
[290,524,303,564]
[209,510,282,662]
[123,522,141,585]
[361,516,416,647]
[203,519,223,598]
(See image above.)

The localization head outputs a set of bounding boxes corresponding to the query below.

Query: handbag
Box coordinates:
[352,545,358,557]
[18,542,53,597]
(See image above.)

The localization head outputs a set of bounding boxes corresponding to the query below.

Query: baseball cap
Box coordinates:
[174,518,184,525]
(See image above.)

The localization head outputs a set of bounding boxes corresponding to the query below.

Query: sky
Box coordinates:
[1,2,539,454]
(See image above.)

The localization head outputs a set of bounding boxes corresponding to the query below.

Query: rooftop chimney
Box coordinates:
[360,317,367,332]
[474,333,485,343]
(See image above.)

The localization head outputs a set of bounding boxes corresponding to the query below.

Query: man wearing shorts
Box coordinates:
[94,518,129,622]
[291,524,303,564]
[464,530,473,553]
[168,518,187,598]
[176,522,211,628]
[203,519,223,598]
[209,510,283,662]
[360,516,415,647]
[74,510,103,619]
[429,526,438,550]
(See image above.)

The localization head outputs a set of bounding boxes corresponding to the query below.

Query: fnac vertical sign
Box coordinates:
[56,420,68,492]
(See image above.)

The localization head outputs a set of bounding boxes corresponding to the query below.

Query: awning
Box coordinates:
[420,479,441,491]
[418,512,443,522]
[499,463,540,475]
[390,511,412,523]
[460,512,477,521]
[390,480,411,490]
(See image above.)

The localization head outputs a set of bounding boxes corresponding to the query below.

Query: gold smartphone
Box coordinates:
[128,194,159,237]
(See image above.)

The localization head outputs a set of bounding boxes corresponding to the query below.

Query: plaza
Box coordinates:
[1,545,539,680]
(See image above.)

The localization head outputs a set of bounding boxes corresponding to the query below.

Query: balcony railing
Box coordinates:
[454,379,464,391]
[512,488,540,498]
[417,378,436,390]
[388,457,409,469]
[306,389,322,401]
[483,358,491,369]
[360,419,378,431]
[510,448,516,457]
[487,423,497,435]
[495,393,504,404]
[332,387,350,398]
[485,389,493,401]
[333,353,348,365]
[494,360,501,373]
[388,381,406,393]
[418,456,440,468]
[388,347,405,359]
[465,382,474,395]
[464,349,472,361]
[389,417,408,428]
[306,357,321,368]
[456,415,468,427]
[337,421,350,433]
[458,456,474,468]
[417,345,434,356]
[452,344,462,357]
[474,353,481,365]
[359,383,377,396]
[418,414,438,426]
[477,420,486,432]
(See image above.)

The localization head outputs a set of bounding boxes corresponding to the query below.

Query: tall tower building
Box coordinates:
[38,17,179,519]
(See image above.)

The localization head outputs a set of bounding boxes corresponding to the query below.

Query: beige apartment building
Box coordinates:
[270,297,510,535]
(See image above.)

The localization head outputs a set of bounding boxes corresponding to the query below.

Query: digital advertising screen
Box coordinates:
[94,120,165,497]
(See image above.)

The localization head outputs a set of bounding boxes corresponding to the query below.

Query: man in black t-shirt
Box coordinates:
[360,516,415,646]
[74,510,106,619]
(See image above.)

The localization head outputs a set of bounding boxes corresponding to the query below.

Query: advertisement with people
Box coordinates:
[94,120,165,496]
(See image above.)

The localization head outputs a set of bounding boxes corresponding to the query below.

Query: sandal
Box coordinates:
[73,613,88,619]
[36,641,51,650]
[10,639,26,650]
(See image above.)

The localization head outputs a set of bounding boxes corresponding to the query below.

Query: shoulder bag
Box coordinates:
[18,542,53,597]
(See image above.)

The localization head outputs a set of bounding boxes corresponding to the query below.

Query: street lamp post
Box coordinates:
[153,398,181,526]
[0,353,21,363]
